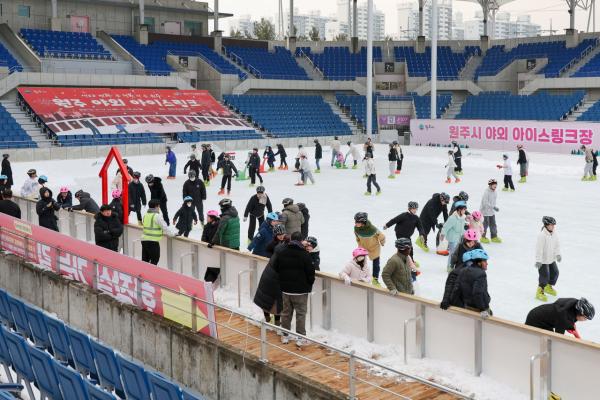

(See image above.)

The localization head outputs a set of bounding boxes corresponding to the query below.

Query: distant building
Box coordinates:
[335,1,385,40]
[229,14,254,37]
[283,8,333,39]
[396,0,453,40]
[463,11,541,39]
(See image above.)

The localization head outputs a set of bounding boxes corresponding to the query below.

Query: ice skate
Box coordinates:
[364,191,371,196]
[416,236,429,252]
[248,183,255,187]
[395,170,401,174]
[519,177,526,183]
[388,174,395,179]
[281,335,290,344]
[455,177,461,183]
[204,180,211,186]
[376,191,382,196]
[371,277,381,286]
[509,188,515,192]
[445,178,451,183]
[581,176,590,181]
[480,236,490,244]
[295,338,307,348]
[536,287,548,302]
[315,169,321,173]
[502,187,509,191]
[544,284,557,296]
[491,237,502,243]
[352,165,358,169]
[295,182,305,186]
[217,189,225,196]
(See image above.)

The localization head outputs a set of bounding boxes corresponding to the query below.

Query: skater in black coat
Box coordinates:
[451,250,491,313]
[525,298,595,335]
[274,144,288,169]
[200,146,212,183]
[297,203,310,239]
[71,190,100,214]
[313,139,322,171]
[56,189,73,209]
[1,154,12,188]
[264,146,276,171]
[218,155,238,195]
[201,211,221,283]
[383,202,424,240]
[145,175,169,225]
[173,197,198,238]
[94,205,123,252]
[248,148,263,186]
[128,172,146,223]
[182,171,207,224]
[36,188,60,231]
[253,243,285,326]
[183,155,201,178]
[244,186,273,241]
[452,141,462,174]
[109,196,124,224]
[419,192,450,248]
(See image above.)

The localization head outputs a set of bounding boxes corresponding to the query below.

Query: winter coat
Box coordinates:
[281,204,305,235]
[264,149,276,163]
[331,139,341,152]
[200,150,212,169]
[295,148,308,160]
[221,160,238,177]
[274,145,287,158]
[382,253,414,295]
[166,150,177,165]
[298,203,310,239]
[183,159,201,176]
[584,147,593,163]
[453,144,462,159]
[271,241,315,294]
[112,170,131,191]
[38,185,53,200]
[253,263,283,313]
[20,178,40,199]
[339,260,371,283]
[299,158,312,172]
[467,218,484,239]
[384,212,423,239]
[265,238,288,258]
[449,240,483,271]
[517,149,528,164]
[446,154,457,169]
[346,144,361,159]
[56,192,73,209]
[109,198,124,224]
[536,228,560,265]
[128,180,147,210]
[148,177,167,203]
[1,158,12,186]
[0,199,21,219]
[36,190,60,231]
[441,212,467,244]
[315,143,322,159]
[525,298,578,334]
[354,221,385,259]
[441,263,465,309]
[244,194,272,219]
[94,212,123,251]
[364,158,376,175]
[453,264,490,311]
[502,159,513,175]
[212,206,240,249]
[419,194,449,228]
[71,192,100,214]
[182,179,207,204]
[201,221,219,243]
[388,148,398,162]
[248,221,274,257]
[309,247,320,271]
[480,188,497,217]
[174,204,197,232]
[248,153,261,170]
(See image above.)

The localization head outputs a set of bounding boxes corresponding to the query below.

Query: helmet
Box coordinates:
[0,175,6,180]
[408,201,419,210]
[111,189,122,199]
[59,186,69,193]
[347,141,352,145]
[395,238,412,251]
[454,200,467,210]
[305,236,318,248]
[273,224,287,236]
[183,196,193,202]
[471,210,482,221]
[266,212,279,221]
[188,171,196,179]
[133,171,141,178]
[440,192,450,203]
[502,154,508,159]
[462,251,473,263]
[464,229,478,241]
[488,179,497,186]
[27,169,36,176]
[122,158,128,164]
[448,150,453,155]
[74,190,84,198]
[38,175,48,183]
[189,154,196,160]
[145,174,154,183]
[282,198,294,206]
[393,140,398,145]
[542,216,556,226]
[207,210,220,218]
[458,191,469,201]
[354,212,368,224]
[219,198,232,208]
[468,249,489,262]
[576,298,595,320]
[352,247,369,258]
[256,185,265,193]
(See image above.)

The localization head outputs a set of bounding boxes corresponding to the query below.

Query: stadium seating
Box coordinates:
[335,94,377,131]
[177,129,262,143]
[412,94,453,119]
[112,35,173,75]
[224,46,309,79]
[0,105,36,149]
[394,46,480,80]
[456,91,585,120]
[0,43,22,73]
[576,100,600,121]
[20,29,112,60]
[223,95,352,137]
[0,288,205,400]
[55,133,163,147]
[307,46,382,80]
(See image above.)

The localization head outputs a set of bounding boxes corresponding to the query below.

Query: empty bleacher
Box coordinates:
[394,46,480,80]
[412,94,453,119]
[176,129,262,143]
[112,35,173,75]
[0,288,204,399]
[223,95,351,137]
[20,29,112,60]
[576,100,600,121]
[0,43,22,73]
[55,133,164,147]
[456,91,585,120]
[335,94,378,131]
[307,47,382,80]
[224,46,309,80]
[0,104,36,149]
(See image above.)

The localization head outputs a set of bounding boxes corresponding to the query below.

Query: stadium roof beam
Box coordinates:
[566,0,595,31]
[352,0,359,53]
[457,0,515,37]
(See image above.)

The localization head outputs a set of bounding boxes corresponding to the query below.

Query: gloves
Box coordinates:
[436,223,443,229]
[493,207,499,212]
[67,207,73,212]
[389,289,398,296]
[440,301,450,310]
[535,262,542,269]
[556,255,562,262]
[567,329,581,339]
[243,217,248,222]
[382,225,388,230]
[480,310,490,319]
[207,243,214,249]
[343,276,352,286]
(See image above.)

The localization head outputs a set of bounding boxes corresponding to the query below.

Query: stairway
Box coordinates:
[442,97,465,120]
[567,41,600,77]
[0,100,53,147]
[459,55,482,81]
[295,55,324,80]
[323,99,362,135]
[566,97,596,121]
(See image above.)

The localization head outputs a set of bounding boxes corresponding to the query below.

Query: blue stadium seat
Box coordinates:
[65,325,99,380]
[0,290,13,328]
[307,46,382,80]
[0,43,22,73]
[395,46,479,80]
[148,372,185,400]
[20,29,112,60]
[5,295,31,339]
[24,306,52,351]
[90,339,125,397]
[0,324,14,383]
[86,380,118,400]
[225,46,309,80]
[0,105,36,150]
[116,354,152,400]
[55,362,90,400]
[45,314,74,365]
[28,345,62,399]
[1,327,36,399]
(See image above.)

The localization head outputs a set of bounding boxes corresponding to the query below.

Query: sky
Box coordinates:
[215,0,599,37]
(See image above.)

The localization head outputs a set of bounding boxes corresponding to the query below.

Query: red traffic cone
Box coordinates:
[260,158,267,173]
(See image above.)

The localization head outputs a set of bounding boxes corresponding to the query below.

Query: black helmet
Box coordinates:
[458,191,469,201]
[273,225,286,236]
[256,185,265,193]
[305,236,318,248]
[408,201,419,209]
[347,141,352,145]
[145,174,154,183]
[282,198,293,206]
[74,190,84,198]
[188,171,196,179]
[219,198,232,208]
[133,171,141,178]
[576,298,595,320]
[395,238,412,251]
[448,150,453,155]
[440,192,450,203]
[27,169,36,176]
[190,154,196,160]
[354,212,368,224]
[123,158,128,164]
[392,140,398,145]
[542,216,556,226]
[488,179,497,186]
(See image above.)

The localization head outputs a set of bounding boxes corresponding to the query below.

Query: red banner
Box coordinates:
[17,87,250,136]
[0,213,218,338]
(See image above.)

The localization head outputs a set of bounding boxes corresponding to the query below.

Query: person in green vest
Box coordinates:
[208,198,240,250]
[141,199,173,265]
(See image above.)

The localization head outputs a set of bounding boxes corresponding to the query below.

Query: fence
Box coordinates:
[13,195,600,400]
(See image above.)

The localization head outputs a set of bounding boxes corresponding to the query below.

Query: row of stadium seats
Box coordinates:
[457,91,586,120]
[56,133,163,147]
[223,95,352,137]
[0,288,203,400]
[177,129,263,142]
[224,46,309,80]
[335,94,377,131]
[0,105,36,149]
[0,43,22,73]
[20,29,112,60]
[412,94,453,119]
[305,47,383,80]
[577,100,600,121]
[394,46,480,80]
[112,35,173,75]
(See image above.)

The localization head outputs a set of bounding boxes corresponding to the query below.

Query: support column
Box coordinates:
[480,35,490,54]
[212,30,223,54]
[287,0,296,52]
[351,0,358,53]
[213,0,219,34]
[135,0,148,45]
[416,0,425,53]
[431,0,438,120]
[568,0,576,31]
[366,0,373,137]
[50,0,61,31]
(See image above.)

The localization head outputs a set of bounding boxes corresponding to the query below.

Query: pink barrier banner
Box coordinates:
[0,213,218,338]
[410,119,600,153]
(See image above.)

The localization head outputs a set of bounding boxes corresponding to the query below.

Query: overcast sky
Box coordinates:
[215,0,598,36]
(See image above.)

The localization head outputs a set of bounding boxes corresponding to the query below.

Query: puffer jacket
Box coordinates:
[480,188,497,217]
[453,263,490,311]
[244,194,272,219]
[253,263,283,313]
[212,206,240,249]
[585,147,593,163]
[419,193,449,227]
[56,192,73,209]
[446,154,457,169]
[441,211,466,244]
[281,204,305,235]
[271,241,315,294]
[339,260,371,283]
[382,253,414,294]
[346,144,361,159]
[94,212,123,251]
[173,204,197,232]
[148,177,167,203]
[354,221,385,259]
[36,189,60,231]
[536,228,560,265]
[248,220,274,257]
[364,158,376,175]
[525,298,578,334]
[71,192,100,214]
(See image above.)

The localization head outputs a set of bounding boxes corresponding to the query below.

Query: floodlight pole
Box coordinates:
[366,0,373,137]
[214,0,219,32]
[139,0,145,26]
[431,0,438,120]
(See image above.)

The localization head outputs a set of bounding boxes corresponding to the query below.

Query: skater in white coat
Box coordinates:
[297,155,315,185]
[339,248,372,285]
[497,154,515,191]
[445,150,460,183]
[295,145,308,171]
[480,179,501,243]
[345,141,362,169]
[535,216,562,302]
[330,136,341,167]
[363,154,381,196]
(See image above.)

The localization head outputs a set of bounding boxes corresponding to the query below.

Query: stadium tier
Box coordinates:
[224,46,309,80]
[306,47,382,80]
[112,35,173,75]
[55,133,164,147]
[457,91,586,120]
[394,46,480,80]
[0,289,204,400]
[177,129,262,142]
[573,50,600,77]
[577,99,600,121]
[0,43,22,73]
[223,95,352,137]
[0,105,36,149]
[412,94,453,118]
[20,29,112,60]
[335,94,378,131]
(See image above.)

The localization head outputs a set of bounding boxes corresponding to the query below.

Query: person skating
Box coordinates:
[218,154,238,196]
[1,154,12,189]
[266,224,289,258]
[534,216,562,302]
[20,169,40,199]
[467,210,484,239]
[581,145,594,181]
[314,139,322,172]
[0,190,20,219]
[248,148,263,187]
[207,144,217,178]
[440,248,481,310]
[387,144,398,179]
[112,165,132,191]
[297,155,315,185]
[141,199,173,265]
[183,154,201,178]
[448,229,483,272]
[525,298,594,336]
[36,188,60,232]
[445,150,460,183]
[172,196,198,238]
[209,198,240,250]
[383,201,424,242]
[345,141,361,169]
[145,175,169,225]
[70,190,100,214]
[480,179,501,243]
[281,198,305,236]
[382,238,414,295]
[303,236,320,271]
[364,137,374,158]
[449,191,469,215]
[274,144,288,170]
[200,144,212,185]
[330,136,341,167]
[394,141,403,174]
[441,201,468,271]
[339,247,372,285]
[451,248,492,316]
[417,192,450,251]
[109,189,124,224]
[190,144,200,161]
[128,172,146,224]
[497,154,515,192]
[264,146,276,171]
[248,212,281,257]
[253,233,284,327]
[517,144,528,183]
[354,212,386,285]
[94,204,123,252]
[294,145,307,171]
[452,141,463,175]
[297,202,310,239]
[182,171,206,226]
[592,147,598,181]
[244,186,273,242]
[363,153,381,196]
[165,146,177,180]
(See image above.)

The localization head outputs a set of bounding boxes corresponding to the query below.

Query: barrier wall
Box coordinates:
[14,196,600,399]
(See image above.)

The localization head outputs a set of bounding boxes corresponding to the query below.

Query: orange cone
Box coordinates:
[260,158,266,173]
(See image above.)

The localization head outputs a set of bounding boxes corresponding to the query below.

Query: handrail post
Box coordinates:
[348,350,356,399]
[219,250,226,287]
[403,315,422,364]
[366,288,374,342]
[415,303,425,359]
[179,252,195,274]
[322,279,331,330]
[92,261,99,290]
[529,339,551,400]
[474,319,482,376]
[191,296,197,332]
[259,320,268,363]
[237,269,252,308]
[131,239,141,259]
[85,215,92,242]
[249,259,258,298]
[166,237,174,270]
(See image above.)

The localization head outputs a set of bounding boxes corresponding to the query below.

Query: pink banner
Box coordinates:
[410,119,600,153]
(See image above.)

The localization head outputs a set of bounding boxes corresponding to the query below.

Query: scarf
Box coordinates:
[354,221,378,237]
[257,192,267,205]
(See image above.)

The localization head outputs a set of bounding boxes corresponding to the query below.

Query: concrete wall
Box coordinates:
[0,24,41,71]
[195,57,239,100]
[41,59,133,75]
[0,253,344,400]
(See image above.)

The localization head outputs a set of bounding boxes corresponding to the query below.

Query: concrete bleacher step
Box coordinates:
[442,98,465,119]
[459,55,482,81]
[0,99,52,147]
[567,42,600,77]
[567,98,596,121]
[324,99,362,135]
[295,56,324,80]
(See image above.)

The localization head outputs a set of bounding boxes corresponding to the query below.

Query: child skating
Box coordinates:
[480,179,501,243]
[274,144,288,170]
[218,154,238,196]
[363,154,381,196]
[581,145,594,181]
[296,155,315,186]
[387,143,397,179]
[445,150,460,183]
[173,196,198,237]
[394,141,403,174]
[535,216,562,301]
[353,212,386,285]
[497,154,515,192]
[467,210,484,240]
[264,146,276,171]
[345,141,361,169]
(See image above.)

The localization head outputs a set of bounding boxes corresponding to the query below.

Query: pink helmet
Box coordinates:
[352,247,369,258]
[59,186,69,193]
[464,229,479,241]
[111,189,122,199]
[207,210,220,217]
[471,210,482,221]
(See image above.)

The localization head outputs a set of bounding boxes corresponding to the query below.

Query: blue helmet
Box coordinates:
[266,211,279,221]
[466,249,489,262]
[0,175,6,180]
[183,196,193,202]
[38,175,48,183]
[454,200,467,209]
